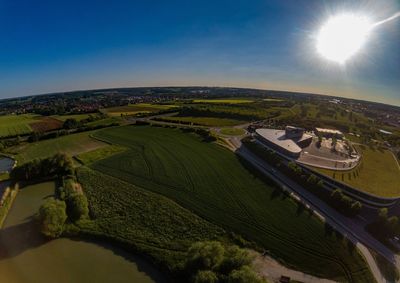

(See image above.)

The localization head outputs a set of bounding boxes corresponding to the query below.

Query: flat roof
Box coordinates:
[256,128,302,154]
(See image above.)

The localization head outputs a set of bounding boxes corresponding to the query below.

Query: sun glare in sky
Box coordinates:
[316,14,372,64]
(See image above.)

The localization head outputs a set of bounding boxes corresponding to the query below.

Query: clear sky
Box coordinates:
[0,0,399,105]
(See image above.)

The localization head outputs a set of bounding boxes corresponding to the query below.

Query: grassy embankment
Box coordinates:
[84,125,374,283]
[311,145,400,197]
[219,128,246,136]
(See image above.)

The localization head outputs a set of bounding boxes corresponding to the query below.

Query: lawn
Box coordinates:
[76,167,226,270]
[85,117,122,127]
[13,131,106,164]
[219,127,246,136]
[75,145,127,165]
[101,103,177,117]
[156,116,245,127]
[0,114,39,137]
[52,114,93,122]
[88,125,373,283]
[192,99,254,104]
[312,145,400,197]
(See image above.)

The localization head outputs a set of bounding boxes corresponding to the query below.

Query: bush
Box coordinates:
[186,241,225,272]
[184,241,265,283]
[66,193,89,222]
[38,198,67,238]
[227,266,265,283]
[10,153,74,181]
[193,270,219,283]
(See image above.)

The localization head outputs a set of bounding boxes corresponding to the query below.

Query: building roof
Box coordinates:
[315,127,343,135]
[256,128,302,154]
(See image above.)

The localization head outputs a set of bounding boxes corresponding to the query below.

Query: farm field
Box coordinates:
[155,116,246,127]
[192,99,254,104]
[76,167,226,270]
[13,131,106,164]
[101,103,177,117]
[88,125,374,283]
[0,114,39,137]
[312,145,400,197]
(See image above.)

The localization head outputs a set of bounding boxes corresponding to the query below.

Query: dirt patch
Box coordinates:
[30,117,63,132]
[252,251,337,283]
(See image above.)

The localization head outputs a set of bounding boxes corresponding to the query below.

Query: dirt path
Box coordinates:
[252,252,337,283]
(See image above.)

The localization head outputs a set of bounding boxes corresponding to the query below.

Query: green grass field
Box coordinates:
[88,125,373,282]
[219,127,246,136]
[52,114,93,122]
[192,99,254,104]
[13,131,106,164]
[76,167,226,270]
[0,114,39,137]
[85,117,121,126]
[101,103,177,117]
[157,116,245,127]
[312,145,400,197]
[76,145,127,165]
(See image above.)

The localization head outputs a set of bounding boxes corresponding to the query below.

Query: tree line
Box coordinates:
[182,241,268,283]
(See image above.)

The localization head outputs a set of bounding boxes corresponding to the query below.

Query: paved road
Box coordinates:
[234,143,398,283]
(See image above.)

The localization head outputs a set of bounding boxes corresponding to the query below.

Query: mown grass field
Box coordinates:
[13,131,106,164]
[88,125,373,282]
[0,114,39,137]
[85,117,121,126]
[219,127,246,136]
[76,145,127,165]
[101,103,177,117]
[312,145,400,197]
[192,99,254,104]
[76,167,226,270]
[157,116,245,127]
[52,114,93,121]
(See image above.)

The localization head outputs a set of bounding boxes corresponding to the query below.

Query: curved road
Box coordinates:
[229,138,397,283]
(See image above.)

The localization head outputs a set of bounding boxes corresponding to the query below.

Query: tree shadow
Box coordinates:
[296,202,305,216]
[0,219,48,261]
[67,237,169,283]
[324,222,334,237]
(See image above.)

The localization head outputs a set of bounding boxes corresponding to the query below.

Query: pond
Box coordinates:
[0,182,167,283]
[0,157,15,173]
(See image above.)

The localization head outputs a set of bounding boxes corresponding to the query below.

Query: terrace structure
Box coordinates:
[255,126,312,158]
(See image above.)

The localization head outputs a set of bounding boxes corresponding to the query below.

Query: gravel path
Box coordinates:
[252,252,337,283]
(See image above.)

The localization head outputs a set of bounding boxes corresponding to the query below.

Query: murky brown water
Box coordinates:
[0,182,166,283]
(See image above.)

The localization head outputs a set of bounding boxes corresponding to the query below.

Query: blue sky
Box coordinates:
[0,0,399,105]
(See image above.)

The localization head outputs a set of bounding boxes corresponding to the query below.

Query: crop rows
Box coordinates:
[88,125,374,283]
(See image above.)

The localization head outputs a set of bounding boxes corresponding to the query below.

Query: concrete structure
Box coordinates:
[255,127,312,158]
[285,126,304,139]
[315,127,344,139]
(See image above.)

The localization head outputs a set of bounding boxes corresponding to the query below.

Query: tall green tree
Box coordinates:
[38,198,67,238]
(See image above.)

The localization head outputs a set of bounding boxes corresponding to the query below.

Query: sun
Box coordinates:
[316,14,372,64]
